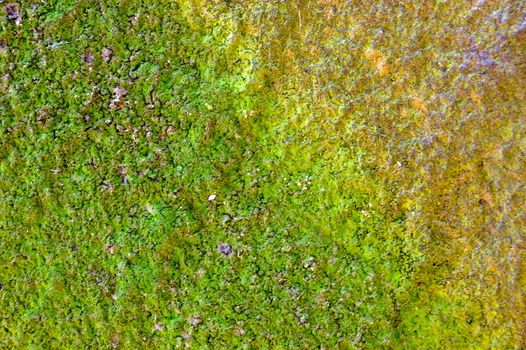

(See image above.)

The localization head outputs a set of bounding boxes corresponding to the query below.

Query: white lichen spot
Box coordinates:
[110,85,127,109]
[102,48,113,62]
[145,203,154,214]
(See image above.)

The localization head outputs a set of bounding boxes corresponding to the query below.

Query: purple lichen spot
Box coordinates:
[4,3,21,25]
[217,243,233,256]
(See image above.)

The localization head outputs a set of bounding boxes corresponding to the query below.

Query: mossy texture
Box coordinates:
[0,0,524,348]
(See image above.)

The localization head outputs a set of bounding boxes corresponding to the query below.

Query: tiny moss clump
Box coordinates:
[0,0,524,348]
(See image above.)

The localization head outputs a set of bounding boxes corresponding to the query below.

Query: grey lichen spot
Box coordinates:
[190,316,202,326]
[221,214,232,224]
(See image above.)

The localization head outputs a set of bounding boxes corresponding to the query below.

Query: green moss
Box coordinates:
[0,0,524,348]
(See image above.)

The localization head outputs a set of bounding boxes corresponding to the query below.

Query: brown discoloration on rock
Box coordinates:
[83,51,94,69]
[105,245,116,254]
[116,166,127,176]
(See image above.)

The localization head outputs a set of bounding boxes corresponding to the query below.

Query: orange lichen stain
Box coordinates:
[318,0,340,5]
[323,26,338,39]
[447,229,464,239]
[464,243,473,254]
[480,190,493,207]
[470,90,483,106]
[318,0,341,15]
[399,107,409,120]
[411,96,428,114]
[364,48,389,76]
